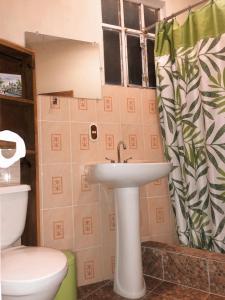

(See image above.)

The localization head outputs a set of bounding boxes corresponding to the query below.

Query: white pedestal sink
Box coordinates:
[87,162,172,299]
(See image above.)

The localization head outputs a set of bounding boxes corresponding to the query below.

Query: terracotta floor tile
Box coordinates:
[78,280,110,299]
[144,276,163,291]
[208,295,225,300]
[152,282,209,300]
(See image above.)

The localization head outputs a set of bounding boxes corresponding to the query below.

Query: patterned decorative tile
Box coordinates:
[78,99,88,110]
[148,197,172,238]
[70,98,96,122]
[97,85,121,123]
[42,164,72,209]
[156,208,165,223]
[127,98,136,113]
[104,96,113,112]
[72,164,99,205]
[52,176,63,194]
[42,207,73,249]
[151,135,160,149]
[76,247,103,286]
[74,204,101,249]
[105,134,114,150]
[53,221,64,240]
[109,213,116,231]
[129,135,137,149]
[81,174,91,192]
[71,123,99,163]
[209,260,225,296]
[149,100,156,114]
[163,252,209,291]
[84,260,95,280]
[83,217,93,235]
[121,124,144,160]
[80,134,89,150]
[142,247,164,279]
[140,198,150,238]
[111,256,115,274]
[41,122,71,163]
[51,134,62,151]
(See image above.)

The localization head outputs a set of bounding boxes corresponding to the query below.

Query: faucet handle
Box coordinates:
[123,157,133,163]
[105,157,115,163]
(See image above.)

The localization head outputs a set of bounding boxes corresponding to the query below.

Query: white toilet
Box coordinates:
[1,184,68,300]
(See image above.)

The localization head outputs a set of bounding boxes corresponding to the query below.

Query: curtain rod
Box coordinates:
[144,0,210,33]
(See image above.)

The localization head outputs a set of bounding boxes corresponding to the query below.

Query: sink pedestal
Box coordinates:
[114,187,146,299]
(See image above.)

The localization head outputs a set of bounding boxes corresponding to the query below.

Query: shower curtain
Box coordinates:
[155,0,225,252]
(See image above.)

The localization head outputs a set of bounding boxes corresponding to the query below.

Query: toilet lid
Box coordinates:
[2,246,67,282]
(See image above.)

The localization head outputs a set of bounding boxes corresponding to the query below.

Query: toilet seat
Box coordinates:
[2,246,68,296]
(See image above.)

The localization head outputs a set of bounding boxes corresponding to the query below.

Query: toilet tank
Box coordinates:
[0,185,31,249]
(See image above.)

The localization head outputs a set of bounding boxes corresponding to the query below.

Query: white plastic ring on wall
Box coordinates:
[0,130,26,168]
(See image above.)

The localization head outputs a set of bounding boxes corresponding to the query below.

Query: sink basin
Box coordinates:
[87,162,172,188]
[86,161,172,299]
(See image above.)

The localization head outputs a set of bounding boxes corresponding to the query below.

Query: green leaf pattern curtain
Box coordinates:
[155,0,225,252]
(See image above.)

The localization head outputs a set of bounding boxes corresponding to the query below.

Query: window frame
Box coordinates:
[101,0,163,88]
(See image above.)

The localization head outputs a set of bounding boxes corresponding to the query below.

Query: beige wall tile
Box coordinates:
[42,207,73,249]
[97,85,122,123]
[141,89,158,125]
[71,123,100,163]
[100,186,116,247]
[38,87,175,285]
[121,88,142,125]
[143,124,165,162]
[74,203,102,249]
[101,245,115,280]
[76,247,103,286]
[141,177,169,198]
[121,124,144,161]
[140,198,150,239]
[41,122,71,164]
[148,196,172,238]
[42,164,72,209]
[98,124,122,162]
[70,98,97,123]
[72,164,99,205]
[40,96,70,122]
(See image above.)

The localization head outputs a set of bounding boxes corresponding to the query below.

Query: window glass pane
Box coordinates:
[101,0,120,26]
[147,39,156,87]
[124,1,140,30]
[127,35,142,85]
[144,6,158,34]
[103,29,122,85]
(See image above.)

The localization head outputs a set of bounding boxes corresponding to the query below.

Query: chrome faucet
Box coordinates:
[117,141,127,163]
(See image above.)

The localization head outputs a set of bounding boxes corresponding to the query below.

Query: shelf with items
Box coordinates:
[0,38,39,247]
[0,94,34,105]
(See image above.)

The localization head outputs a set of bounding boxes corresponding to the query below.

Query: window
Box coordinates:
[101,0,160,88]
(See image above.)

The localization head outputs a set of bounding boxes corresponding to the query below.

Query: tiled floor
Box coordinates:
[78,276,225,299]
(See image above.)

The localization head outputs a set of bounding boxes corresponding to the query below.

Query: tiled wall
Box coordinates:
[37,85,177,286]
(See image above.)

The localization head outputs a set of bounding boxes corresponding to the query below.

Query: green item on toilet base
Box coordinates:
[55,250,77,300]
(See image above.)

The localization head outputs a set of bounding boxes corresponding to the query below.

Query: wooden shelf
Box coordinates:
[0,140,16,149]
[0,94,34,104]
[26,150,36,154]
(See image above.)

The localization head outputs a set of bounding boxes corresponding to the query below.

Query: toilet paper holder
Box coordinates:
[0,130,26,168]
